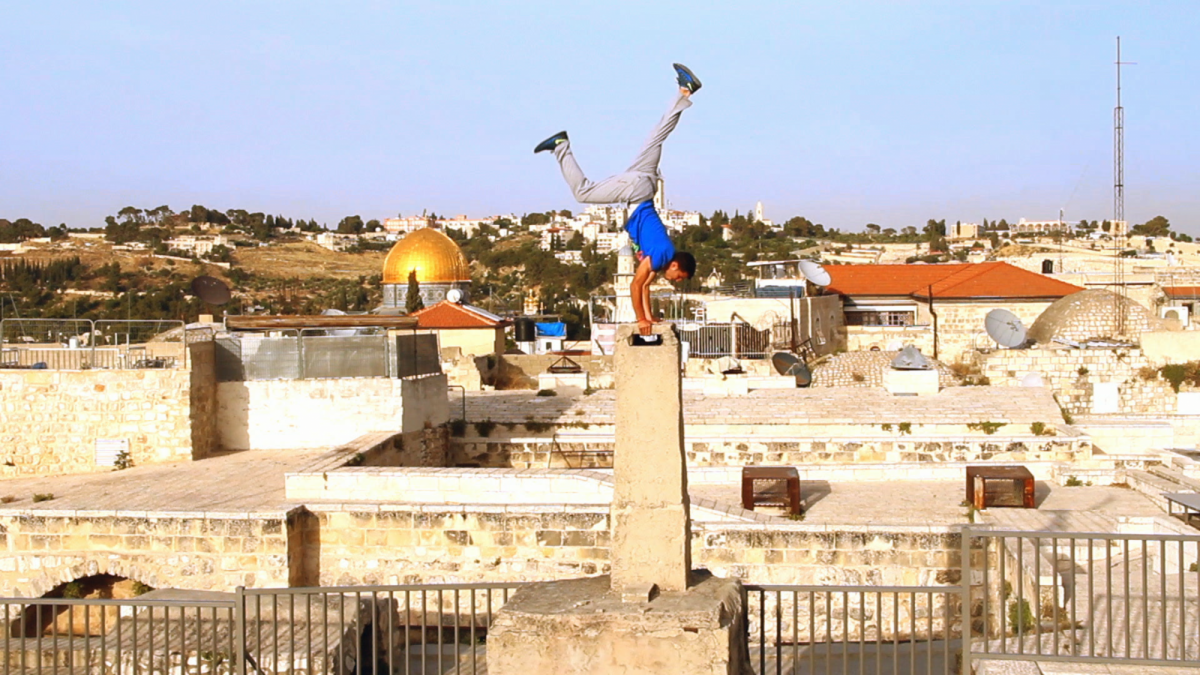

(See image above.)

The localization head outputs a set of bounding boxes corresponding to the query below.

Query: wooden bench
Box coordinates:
[741,466,802,515]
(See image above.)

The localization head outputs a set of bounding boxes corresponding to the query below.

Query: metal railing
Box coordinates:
[1,582,521,675]
[3,529,1198,674]
[961,527,1200,674]
[744,585,961,675]
[0,319,190,370]
[213,330,441,382]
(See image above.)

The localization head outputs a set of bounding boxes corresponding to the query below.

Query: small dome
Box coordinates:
[1028,289,1161,344]
[382,228,471,284]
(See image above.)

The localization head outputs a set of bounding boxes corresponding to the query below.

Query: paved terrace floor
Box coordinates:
[463,387,1066,426]
[0,450,1167,530]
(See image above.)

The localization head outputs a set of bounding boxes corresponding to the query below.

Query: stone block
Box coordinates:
[882,368,940,396]
[487,574,751,675]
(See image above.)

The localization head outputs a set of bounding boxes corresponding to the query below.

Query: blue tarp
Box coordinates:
[535,322,566,337]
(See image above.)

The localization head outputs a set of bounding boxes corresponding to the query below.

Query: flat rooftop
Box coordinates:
[0,449,1168,531]
[465,387,1066,426]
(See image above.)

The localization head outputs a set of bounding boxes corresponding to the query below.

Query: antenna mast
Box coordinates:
[1113,36,1135,335]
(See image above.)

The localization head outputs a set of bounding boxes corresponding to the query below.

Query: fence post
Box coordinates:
[234,586,248,675]
[960,526,973,675]
[731,322,738,359]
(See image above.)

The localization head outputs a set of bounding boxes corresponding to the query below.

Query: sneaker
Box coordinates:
[534,131,568,154]
[673,63,702,94]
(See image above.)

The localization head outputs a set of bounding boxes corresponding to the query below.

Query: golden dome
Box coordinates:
[382,228,471,284]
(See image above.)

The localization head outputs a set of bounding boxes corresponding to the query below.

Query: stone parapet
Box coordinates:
[0,508,297,597]
[0,353,205,477]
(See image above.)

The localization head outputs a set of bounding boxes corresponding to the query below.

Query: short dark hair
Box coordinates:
[671,251,696,278]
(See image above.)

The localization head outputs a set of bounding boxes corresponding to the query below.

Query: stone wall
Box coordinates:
[847,300,1055,363]
[0,365,201,478]
[216,374,449,451]
[975,347,1177,416]
[304,504,962,591]
[452,434,1089,469]
[0,510,298,597]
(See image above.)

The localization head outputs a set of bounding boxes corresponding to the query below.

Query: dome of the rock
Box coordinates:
[382,228,471,284]
[379,228,472,310]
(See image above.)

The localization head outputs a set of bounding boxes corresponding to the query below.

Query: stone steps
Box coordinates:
[1124,470,1186,512]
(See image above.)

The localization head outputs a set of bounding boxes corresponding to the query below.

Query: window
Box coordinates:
[845,310,915,327]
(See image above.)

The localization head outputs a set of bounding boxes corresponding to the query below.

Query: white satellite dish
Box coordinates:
[1020,372,1045,387]
[985,309,1028,348]
[798,260,832,287]
[321,308,358,337]
[446,288,464,304]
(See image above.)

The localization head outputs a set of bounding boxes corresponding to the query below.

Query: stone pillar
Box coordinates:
[611,323,690,594]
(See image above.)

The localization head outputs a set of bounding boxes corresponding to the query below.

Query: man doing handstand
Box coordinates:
[535,63,701,335]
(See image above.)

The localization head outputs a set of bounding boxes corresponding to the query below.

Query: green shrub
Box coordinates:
[1008,598,1036,634]
[1077,366,1089,377]
[32,493,54,503]
[113,449,134,471]
[449,419,467,437]
[536,389,557,397]
[1064,476,1084,487]
[473,420,496,438]
[897,422,912,435]
[132,581,154,596]
[967,421,1007,435]
[1030,422,1054,436]
[61,581,86,599]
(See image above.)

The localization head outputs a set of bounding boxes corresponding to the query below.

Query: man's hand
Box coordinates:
[637,319,653,336]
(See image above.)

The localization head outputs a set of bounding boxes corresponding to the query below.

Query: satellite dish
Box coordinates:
[320,308,358,337]
[771,351,812,387]
[798,260,831,286]
[985,309,1028,348]
[1020,372,1045,387]
[191,275,231,306]
[891,345,933,370]
[446,288,464,304]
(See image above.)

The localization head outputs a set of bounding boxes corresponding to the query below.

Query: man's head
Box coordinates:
[663,251,696,282]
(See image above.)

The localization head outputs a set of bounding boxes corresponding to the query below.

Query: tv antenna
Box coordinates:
[1113,36,1136,334]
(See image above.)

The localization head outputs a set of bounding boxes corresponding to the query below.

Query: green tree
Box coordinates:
[1132,215,1171,237]
[337,215,364,235]
[405,269,424,314]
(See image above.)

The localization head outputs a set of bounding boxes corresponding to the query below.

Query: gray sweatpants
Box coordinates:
[552,91,693,204]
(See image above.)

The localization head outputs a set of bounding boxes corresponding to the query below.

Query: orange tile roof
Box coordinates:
[824,262,1082,300]
[411,301,509,329]
[1164,286,1200,298]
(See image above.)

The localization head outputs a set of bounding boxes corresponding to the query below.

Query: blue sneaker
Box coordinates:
[673,63,702,94]
[534,131,568,154]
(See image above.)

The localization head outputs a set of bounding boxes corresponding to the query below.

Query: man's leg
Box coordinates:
[552,143,655,204]
[624,90,692,177]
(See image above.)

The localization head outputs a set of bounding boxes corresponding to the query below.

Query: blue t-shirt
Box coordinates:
[624,201,675,272]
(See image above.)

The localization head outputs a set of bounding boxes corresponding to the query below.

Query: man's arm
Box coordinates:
[630,257,657,335]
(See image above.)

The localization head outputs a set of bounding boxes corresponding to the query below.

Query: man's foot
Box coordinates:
[673,63,702,94]
[534,131,568,154]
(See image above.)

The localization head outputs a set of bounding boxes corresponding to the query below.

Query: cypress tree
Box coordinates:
[405,269,424,314]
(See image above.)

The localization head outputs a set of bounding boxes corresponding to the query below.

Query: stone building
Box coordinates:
[380,227,472,309]
[825,262,1082,360]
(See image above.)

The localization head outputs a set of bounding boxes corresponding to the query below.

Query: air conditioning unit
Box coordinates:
[1161,306,1190,328]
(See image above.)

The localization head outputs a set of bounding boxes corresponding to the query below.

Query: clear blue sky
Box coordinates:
[3,1,1199,234]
